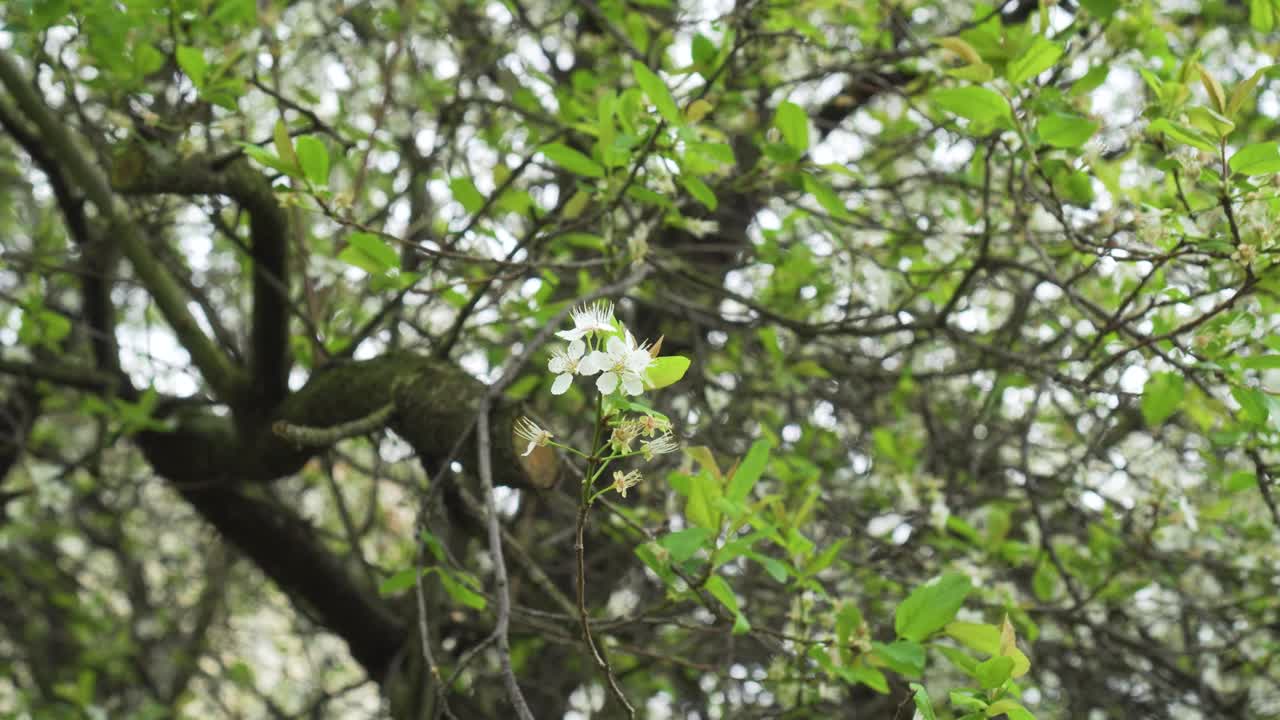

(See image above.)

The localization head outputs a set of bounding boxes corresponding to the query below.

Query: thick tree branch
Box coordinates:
[0,357,121,393]
[124,351,549,689]
[113,154,292,411]
[0,100,121,376]
[0,50,247,405]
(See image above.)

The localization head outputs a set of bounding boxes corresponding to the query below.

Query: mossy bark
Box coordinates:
[131,351,553,718]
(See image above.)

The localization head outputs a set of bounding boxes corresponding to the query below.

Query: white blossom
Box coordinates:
[611,469,643,498]
[1178,495,1199,532]
[583,331,652,396]
[556,301,616,350]
[641,433,678,460]
[548,342,586,395]
[638,413,670,437]
[684,218,719,238]
[513,417,553,457]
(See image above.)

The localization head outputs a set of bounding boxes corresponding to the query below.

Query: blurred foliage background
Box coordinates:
[2,0,1280,717]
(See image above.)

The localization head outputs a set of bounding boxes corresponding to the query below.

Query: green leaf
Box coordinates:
[541,143,605,177]
[936,644,982,676]
[1240,354,1280,370]
[804,538,846,576]
[835,602,864,648]
[850,661,889,693]
[239,144,301,178]
[439,570,487,610]
[685,98,714,123]
[227,661,255,688]
[937,37,983,65]
[950,689,989,711]
[658,527,712,563]
[1231,386,1269,425]
[1196,64,1227,114]
[988,701,1036,720]
[339,232,400,274]
[910,683,938,720]
[1071,64,1111,97]
[704,575,750,634]
[20,308,71,350]
[1007,37,1063,84]
[378,568,418,596]
[691,34,717,69]
[635,542,677,586]
[681,176,717,210]
[1038,113,1098,149]
[745,551,789,582]
[1079,0,1119,17]
[450,177,485,214]
[726,439,770,505]
[945,620,1031,678]
[930,86,1012,125]
[420,530,446,562]
[1229,65,1276,117]
[1141,372,1184,426]
[894,573,973,642]
[774,101,810,153]
[647,355,691,389]
[872,640,926,678]
[686,471,722,530]
[632,60,682,126]
[948,63,995,83]
[1225,471,1258,493]
[1186,106,1235,138]
[1229,142,1280,176]
[295,136,329,187]
[1250,0,1275,33]
[1032,559,1058,601]
[563,189,592,218]
[273,119,300,171]
[1148,119,1218,153]
[975,655,1014,690]
[802,174,851,219]
[176,46,207,87]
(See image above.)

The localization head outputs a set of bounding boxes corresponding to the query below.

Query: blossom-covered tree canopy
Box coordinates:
[1,0,1279,718]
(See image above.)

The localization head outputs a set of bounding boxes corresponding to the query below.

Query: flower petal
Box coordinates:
[557,328,585,341]
[522,440,537,457]
[548,355,569,374]
[626,349,652,373]
[580,352,608,375]
[622,373,644,396]
[597,371,618,395]
[605,335,626,357]
[568,339,586,359]
[551,374,572,395]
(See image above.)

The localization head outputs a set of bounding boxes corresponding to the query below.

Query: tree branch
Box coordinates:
[112,153,292,412]
[0,50,247,405]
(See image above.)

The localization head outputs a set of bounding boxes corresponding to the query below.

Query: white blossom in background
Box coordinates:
[1178,495,1199,532]
[925,230,965,264]
[683,218,719,238]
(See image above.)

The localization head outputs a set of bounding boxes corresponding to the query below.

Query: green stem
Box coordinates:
[573,382,635,716]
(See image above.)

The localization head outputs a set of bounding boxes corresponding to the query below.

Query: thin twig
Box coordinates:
[476,400,535,720]
[576,390,637,717]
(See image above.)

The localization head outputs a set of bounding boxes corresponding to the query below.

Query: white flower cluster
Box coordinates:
[514,301,686,500]
[548,301,655,397]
